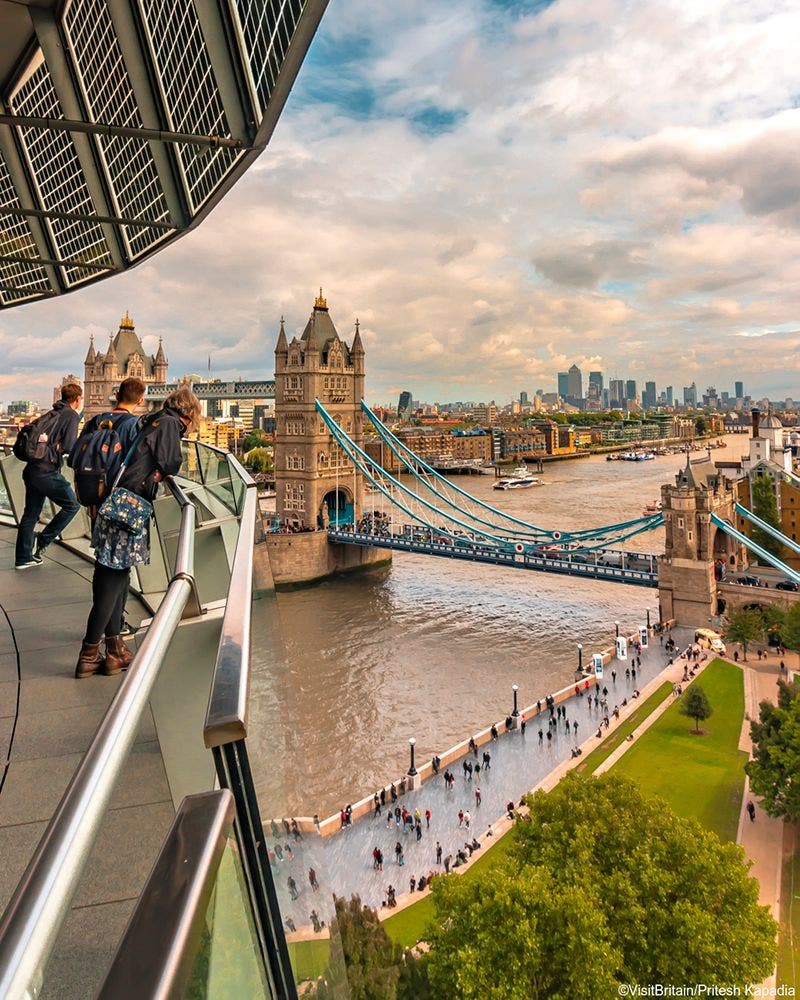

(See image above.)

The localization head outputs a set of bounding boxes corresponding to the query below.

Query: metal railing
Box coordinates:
[0,479,197,1000]
[203,457,299,1000]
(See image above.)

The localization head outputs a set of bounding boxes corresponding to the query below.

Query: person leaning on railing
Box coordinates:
[75,386,201,679]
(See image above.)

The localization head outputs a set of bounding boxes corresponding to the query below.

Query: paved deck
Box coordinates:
[271,628,690,928]
[0,525,173,1000]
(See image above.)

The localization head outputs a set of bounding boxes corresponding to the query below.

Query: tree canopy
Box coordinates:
[746,680,800,821]
[424,773,776,996]
[749,476,784,560]
[783,603,800,653]
[679,684,713,733]
[244,447,273,473]
[725,607,765,660]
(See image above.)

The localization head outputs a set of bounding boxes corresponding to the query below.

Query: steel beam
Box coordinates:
[0,282,55,297]
[0,251,116,272]
[193,0,253,145]
[0,203,175,231]
[0,112,247,150]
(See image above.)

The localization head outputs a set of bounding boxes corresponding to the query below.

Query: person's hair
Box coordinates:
[163,385,201,431]
[61,382,82,404]
[117,377,146,404]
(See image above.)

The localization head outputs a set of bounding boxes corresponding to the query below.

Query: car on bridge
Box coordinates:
[776,580,799,592]
[736,575,761,586]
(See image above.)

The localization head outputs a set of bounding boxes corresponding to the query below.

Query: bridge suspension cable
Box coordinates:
[734,503,800,559]
[711,513,800,586]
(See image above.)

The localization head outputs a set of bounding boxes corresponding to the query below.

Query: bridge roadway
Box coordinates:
[328,528,659,588]
[146,379,275,402]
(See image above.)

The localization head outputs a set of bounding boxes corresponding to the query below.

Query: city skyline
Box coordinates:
[1,0,799,403]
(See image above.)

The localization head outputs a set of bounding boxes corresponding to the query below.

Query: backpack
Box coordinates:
[68,411,138,507]
[12,409,61,463]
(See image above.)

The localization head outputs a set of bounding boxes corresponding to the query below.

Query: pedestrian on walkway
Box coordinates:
[444,855,452,874]
[409,876,416,892]
[374,793,381,816]
[464,810,471,830]
[521,716,526,734]
[291,818,302,841]
[416,819,422,842]
[746,800,756,822]
[483,750,491,769]
[425,807,431,829]
[573,720,578,736]
[475,786,482,807]
[612,669,616,683]
[458,809,464,826]
[287,876,298,900]
[538,728,543,743]
[395,841,403,865]
[15,382,82,570]
[390,782,397,802]
[436,842,442,865]
[491,724,498,741]
[308,868,319,891]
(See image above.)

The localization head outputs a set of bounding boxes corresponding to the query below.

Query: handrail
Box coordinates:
[98,790,235,1000]
[0,479,198,1000]
[203,475,257,747]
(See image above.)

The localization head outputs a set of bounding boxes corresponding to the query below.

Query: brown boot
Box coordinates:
[75,640,104,679]
[103,636,134,675]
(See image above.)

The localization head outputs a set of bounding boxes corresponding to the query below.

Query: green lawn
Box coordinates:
[777,822,800,989]
[578,681,674,776]
[288,938,331,983]
[383,824,518,949]
[613,658,747,841]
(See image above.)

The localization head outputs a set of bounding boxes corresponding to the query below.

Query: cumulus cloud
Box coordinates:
[2,0,799,405]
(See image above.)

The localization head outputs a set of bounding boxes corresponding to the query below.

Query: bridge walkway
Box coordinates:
[0,526,174,999]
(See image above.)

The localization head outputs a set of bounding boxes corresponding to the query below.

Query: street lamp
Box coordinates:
[615,620,620,638]
[577,643,583,672]
[512,684,519,717]
[646,607,651,630]
[407,737,417,777]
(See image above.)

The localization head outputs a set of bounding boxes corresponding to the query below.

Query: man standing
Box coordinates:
[15,382,82,569]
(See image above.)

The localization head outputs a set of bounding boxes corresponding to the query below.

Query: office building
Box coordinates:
[567,364,583,401]
[735,381,744,399]
[397,390,413,421]
[589,371,603,393]
[557,372,569,398]
[609,379,625,408]
[519,391,529,405]
[683,383,698,407]
[625,379,637,402]
[642,381,657,409]
[665,386,674,406]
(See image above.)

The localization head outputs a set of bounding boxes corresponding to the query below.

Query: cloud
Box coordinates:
[2,0,799,406]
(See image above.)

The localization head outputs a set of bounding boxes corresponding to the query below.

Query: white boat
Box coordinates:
[642,499,663,514]
[493,464,544,490]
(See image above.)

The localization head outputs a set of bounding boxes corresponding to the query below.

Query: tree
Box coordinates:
[781,601,800,654]
[245,447,273,473]
[314,896,426,1000]
[242,429,270,452]
[749,475,784,560]
[425,773,776,995]
[695,416,708,435]
[726,607,765,660]
[679,683,713,733]
[746,680,800,820]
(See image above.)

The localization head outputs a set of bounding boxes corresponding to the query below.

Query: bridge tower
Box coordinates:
[265,291,389,587]
[658,457,746,626]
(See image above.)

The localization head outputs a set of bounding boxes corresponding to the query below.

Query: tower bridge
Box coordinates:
[146,378,275,402]
[263,292,800,612]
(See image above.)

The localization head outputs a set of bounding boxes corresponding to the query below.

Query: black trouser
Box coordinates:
[16,466,80,565]
[84,563,131,643]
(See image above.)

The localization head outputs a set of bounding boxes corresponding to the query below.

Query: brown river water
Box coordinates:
[247,435,750,818]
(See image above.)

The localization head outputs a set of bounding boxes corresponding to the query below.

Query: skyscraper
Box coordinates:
[642,381,657,409]
[557,372,569,398]
[520,391,529,405]
[665,386,674,406]
[589,371,604,393]
[735,381,744,399]
[609,379,625,408]
[567,364,583,401]
[683,383,698,407]
[397,391,413,421]
[625,379,637,402]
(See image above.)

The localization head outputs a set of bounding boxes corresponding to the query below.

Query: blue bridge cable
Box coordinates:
[734,503,800,559]
[319,400,662,556]
[711,513,800,586]
[360,400,661,543]
[317,402,519,549]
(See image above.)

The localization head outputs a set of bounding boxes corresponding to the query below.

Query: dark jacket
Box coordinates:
[118,406,185,501]
[28,401,79,474]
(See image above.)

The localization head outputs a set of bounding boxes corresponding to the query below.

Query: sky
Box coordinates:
[2,0,800,406]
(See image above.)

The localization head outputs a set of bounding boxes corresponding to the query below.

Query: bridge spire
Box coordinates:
[275,316,288,357]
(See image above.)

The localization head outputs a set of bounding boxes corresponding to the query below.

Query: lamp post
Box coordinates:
[615,620,620,638]
[512,684,519,717]
[646,607,651,630]
[577,643,583,673]
[407,737,417,777]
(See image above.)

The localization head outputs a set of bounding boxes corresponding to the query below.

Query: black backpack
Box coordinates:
[68,411,138,507]
[12,409,61,463]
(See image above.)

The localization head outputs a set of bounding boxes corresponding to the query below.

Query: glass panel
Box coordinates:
[230,468,246,517]
[185,835,271,999]
[181,441,205,484]
[198,448,237,515]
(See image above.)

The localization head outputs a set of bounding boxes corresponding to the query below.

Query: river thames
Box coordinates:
[247,435,750,818]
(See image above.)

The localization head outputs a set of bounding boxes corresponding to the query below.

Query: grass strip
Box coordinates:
[777,821,800,989]
[613,658,746,842]
[577,681,674,775]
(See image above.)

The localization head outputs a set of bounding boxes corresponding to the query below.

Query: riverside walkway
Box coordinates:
[0,525,174,999]
[268,627,691,928]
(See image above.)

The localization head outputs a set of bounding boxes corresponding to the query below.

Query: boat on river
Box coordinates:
[493,464,544,490]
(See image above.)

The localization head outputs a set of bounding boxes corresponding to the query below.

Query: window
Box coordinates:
[286,453,304,471]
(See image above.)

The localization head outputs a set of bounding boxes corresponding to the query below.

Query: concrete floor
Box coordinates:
[0,526,174,1000]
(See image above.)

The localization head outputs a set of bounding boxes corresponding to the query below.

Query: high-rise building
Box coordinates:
[683,383,698,407]
[609,379,625,407]
[397,391,413,421]
[735,381,744,399]
[589,371,604,393]
[625,379,637,402]
[567,364,583,401]
[665,386,674,406]
[557,372,569,398]
[520,391,529,405]
[642,381,657,409]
